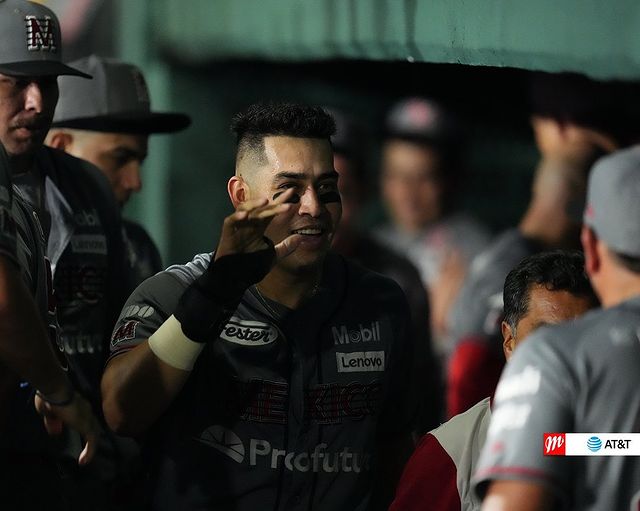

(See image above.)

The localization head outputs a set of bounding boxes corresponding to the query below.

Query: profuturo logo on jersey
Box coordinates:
[196,426,371,473]
[220,317,278,346]
[196,425,245,463]
[331,321,380,345]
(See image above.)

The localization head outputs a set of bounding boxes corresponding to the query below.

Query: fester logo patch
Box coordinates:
[220,317,278,346]
[336,351,385,373]
[25,16,57,52]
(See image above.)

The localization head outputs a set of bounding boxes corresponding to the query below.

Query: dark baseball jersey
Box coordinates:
[109,252,416,511]
[0,145,64,452]
[15,147,131,405]
[473,296,640,510]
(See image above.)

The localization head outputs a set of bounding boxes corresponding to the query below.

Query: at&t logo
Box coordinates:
[587,436,602,452]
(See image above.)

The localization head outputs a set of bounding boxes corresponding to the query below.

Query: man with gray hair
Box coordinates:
[474,146,640,510]
[46,55,191,286]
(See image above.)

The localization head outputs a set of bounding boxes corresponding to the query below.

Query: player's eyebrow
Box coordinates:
[273,170,339,182]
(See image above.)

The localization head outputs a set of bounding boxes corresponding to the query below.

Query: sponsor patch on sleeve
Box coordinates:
[111,320,139,347]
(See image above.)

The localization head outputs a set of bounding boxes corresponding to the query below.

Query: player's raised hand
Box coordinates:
[215,188,301,261]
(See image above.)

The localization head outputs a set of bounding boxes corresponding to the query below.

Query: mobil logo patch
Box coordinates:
[331,321,381,345]
[220,317,278,346]
[336,351,385,373]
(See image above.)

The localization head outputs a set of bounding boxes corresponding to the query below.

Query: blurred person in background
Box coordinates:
[390,250,597,511]
[373,97,490,353]
[330,108,443,433]
[474,147,640,511]
[47,55,191,287]
[445,72,640,418]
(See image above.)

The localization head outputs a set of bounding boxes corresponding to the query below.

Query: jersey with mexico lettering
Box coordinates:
[109,252,416,511]
[472,297,640,510]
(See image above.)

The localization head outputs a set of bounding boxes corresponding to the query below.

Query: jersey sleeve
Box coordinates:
[472,329,576,504]
[390,433,461,511]
[108,272,188,360]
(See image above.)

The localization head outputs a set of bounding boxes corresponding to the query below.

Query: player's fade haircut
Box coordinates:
[503,250,598,335]
[231,103,336,165]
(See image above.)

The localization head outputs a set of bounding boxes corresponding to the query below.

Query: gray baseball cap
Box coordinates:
[0,0,91,78]
[52,55,191,134]
[584,146,640,256]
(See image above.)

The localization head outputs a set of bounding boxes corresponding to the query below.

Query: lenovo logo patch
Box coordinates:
[336,351,385,373]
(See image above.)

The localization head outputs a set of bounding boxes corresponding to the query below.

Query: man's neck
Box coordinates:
[257,263,323,310]
[8,152,37,176]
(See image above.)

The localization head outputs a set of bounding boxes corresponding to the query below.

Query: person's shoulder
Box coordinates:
[127,256,205,304]
[431,397,491,445]
[163,252,212,287]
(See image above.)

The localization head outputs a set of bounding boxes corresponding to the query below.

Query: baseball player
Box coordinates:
[474,147,640,510]
[373,97,490,351]
[0,139,99,507]
[101,103,416,510]
[0,0,131,409]
[446,73,640,418]
[46,55,191,286]
[390,250,597,511]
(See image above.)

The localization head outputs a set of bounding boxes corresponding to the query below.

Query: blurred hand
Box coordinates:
[215,188,302,261]
[34,392,101,466]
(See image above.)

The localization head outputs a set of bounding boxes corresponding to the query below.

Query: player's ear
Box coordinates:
[228,176,248,208]
[45,130,73,151]
[501,320,515,361]
[581,225,600,276]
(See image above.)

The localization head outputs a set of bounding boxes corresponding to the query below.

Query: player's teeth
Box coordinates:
[295,229,321,235]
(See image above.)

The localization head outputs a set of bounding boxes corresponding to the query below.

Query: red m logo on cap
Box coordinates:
[25,16,57,52]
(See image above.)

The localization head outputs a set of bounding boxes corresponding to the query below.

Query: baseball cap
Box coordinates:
[584,146,640,256]
[52,55,191,134]
[385,97,459,146]
[0,0,91,78]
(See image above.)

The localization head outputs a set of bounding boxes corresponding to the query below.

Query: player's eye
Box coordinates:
[317,182,341,204]
[273,184,301,203]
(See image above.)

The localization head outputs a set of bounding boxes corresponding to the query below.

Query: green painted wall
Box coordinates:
[115,0,631,264]
[156,0,640,80]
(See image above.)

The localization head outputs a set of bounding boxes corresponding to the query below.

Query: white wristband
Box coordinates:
[148,315,205,371]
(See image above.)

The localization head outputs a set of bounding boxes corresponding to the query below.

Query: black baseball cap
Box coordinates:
[52,55,191,134]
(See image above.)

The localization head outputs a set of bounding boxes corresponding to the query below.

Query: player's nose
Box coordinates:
[298,186,323,217]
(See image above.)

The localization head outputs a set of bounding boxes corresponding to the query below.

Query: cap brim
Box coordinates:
[0,60,92,79]
[51,112,192,134]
